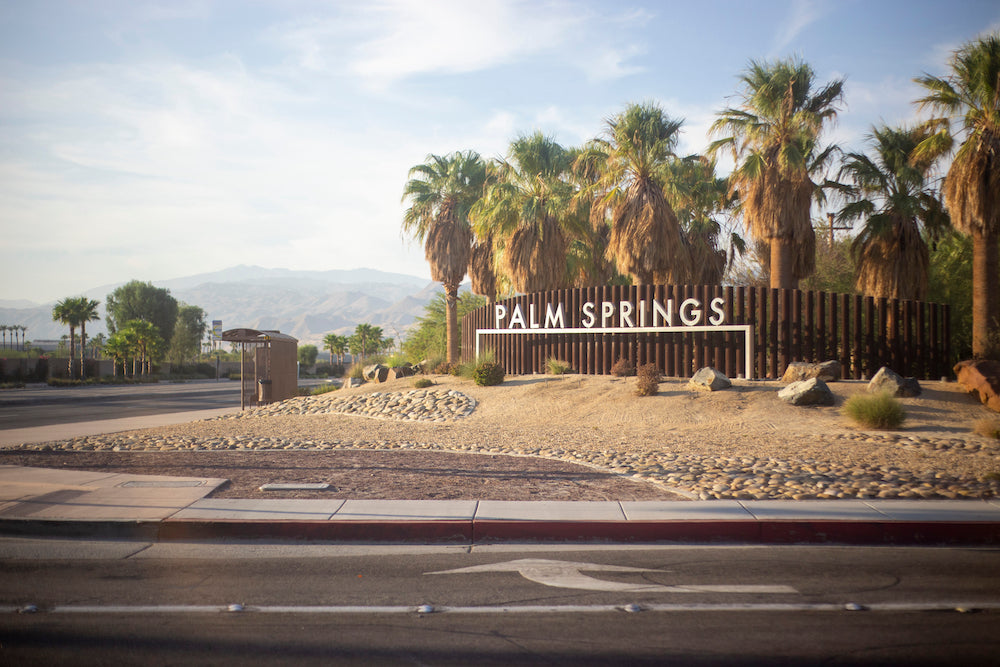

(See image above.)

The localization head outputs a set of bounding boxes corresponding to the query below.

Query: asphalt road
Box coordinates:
[0,381,243,429]
[2,542,999,665]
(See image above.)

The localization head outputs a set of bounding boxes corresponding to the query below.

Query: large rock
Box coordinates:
[342,377,363,388]
[689,367,732,392]
[781,360,842,383]
[389,365,415,381]
[955,359,1000,413]
[778,377,835,406]
[363,364,390,383]
[868,366,922,397]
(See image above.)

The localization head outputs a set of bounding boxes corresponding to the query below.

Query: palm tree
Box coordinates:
[122,319,162,375]
[588,102,692,285]
[75,298,100,379]
[915,33,1000,358]
[835,124,949,300]
[52,298,80,379]
[473,132,576,293]
[402,150,487,363]
[0,325,8,350]
[104,331,130,377]
[663,155,741,284]
[323,333,338,365]
[710,58,845,290]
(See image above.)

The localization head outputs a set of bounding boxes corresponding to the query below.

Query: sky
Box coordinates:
[1,0,998,305]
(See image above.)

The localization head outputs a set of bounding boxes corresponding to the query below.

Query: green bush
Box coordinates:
[611,358,635,377]
[310,382,340,396]
[844,392,906,429]
[413,377,434,389]
[472,360,505,387]
[348,362,365,380]
[546,358,573,375]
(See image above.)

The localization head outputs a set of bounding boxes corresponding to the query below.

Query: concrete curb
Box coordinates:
[3,517,999,545]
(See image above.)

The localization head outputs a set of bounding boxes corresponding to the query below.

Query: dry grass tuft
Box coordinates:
[973,418,1000,440]
[844,392,906,430]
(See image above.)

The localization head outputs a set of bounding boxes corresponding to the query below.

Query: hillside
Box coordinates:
[1,266,444,347]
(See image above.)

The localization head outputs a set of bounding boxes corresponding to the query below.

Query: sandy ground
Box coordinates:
[3,374,996,500]
[134,374,996,478]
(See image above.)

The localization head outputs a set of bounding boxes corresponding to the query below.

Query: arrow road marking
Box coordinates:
[427,558,797,594]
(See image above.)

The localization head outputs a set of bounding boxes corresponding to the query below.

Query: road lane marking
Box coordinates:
[427,558,797,594]
[4,602,1000,615]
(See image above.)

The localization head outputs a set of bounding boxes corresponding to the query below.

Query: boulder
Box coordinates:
[342,377,363,388]
[777,377,835,406]
[781,360,842,383]
[389,365,415,381]
[868,366,921,397]
[955,359,1000,413]
[689,367,732,392]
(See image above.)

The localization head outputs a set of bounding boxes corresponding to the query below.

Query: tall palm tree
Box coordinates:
[473,132,576,293]
[75,298,100,380]
[915,33,1000,358]
[52,298,80,379]
[323,333,338,365]
[402,150,487,363]
[835,124,949,300]
[663,155,741,284]
[710,58,844,290]
[582,102,691,285]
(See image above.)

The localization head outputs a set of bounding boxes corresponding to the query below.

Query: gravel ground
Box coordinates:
[4,374,999,501]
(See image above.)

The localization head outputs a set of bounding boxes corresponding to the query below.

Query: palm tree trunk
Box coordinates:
[770,238,797,290]
[79,324,87,380]
[68,326,76,380]
[971,227,1000,358]
[445,282,460,363]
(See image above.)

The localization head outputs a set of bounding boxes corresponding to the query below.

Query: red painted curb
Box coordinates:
[472,520,762,543]
[157,519,473,543]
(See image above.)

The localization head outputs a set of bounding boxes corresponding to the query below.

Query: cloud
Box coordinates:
[349,0,581,83]
[771,0,827,54]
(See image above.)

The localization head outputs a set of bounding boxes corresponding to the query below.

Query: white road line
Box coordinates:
[4,601,997,615]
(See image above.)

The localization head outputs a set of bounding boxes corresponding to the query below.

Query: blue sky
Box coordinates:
[1,0,998,304]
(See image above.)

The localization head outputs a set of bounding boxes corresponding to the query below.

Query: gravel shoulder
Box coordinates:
[3,375,998,501]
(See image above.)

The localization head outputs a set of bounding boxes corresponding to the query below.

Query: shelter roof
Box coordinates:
[221,328,298,344]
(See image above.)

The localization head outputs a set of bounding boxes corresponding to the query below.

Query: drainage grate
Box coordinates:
[258,483,331,491]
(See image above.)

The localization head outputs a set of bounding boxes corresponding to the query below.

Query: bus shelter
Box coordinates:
[221,328,298,409]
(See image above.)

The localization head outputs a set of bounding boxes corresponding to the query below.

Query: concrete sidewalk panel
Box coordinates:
[174,499,344,520]
[863,500,1000,522]
[621,500,752,521]
[475,501,626,521]
[739,500,887,521]
[332,500,478,521]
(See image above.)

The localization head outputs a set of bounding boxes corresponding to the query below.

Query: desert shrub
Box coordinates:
[472,360,505,386]
[610,358,635,377]
[413,377,434,389]
[637,363,661,381]
[973,418,1000,440]
[844,392,906,429]
[310,382,339,396]
[634,363,661,396]
[434,361,460,375]
[547,358,573,375]
[348,362,365,380]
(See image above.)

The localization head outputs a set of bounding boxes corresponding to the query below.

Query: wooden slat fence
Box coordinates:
[461,285,951,380]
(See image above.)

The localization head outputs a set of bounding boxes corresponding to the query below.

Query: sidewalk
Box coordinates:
[2,464,999,545]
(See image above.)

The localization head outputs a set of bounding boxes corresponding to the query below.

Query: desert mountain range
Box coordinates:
[0,266,443,348]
